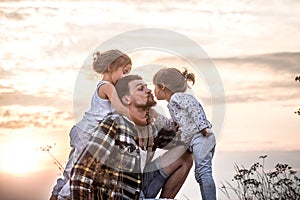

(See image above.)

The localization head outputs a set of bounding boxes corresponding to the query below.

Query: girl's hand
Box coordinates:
[201,128,212,137]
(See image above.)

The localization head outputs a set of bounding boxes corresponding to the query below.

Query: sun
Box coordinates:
[0,138,39,175]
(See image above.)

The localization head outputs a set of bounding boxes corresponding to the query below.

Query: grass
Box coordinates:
[220,155,300,200]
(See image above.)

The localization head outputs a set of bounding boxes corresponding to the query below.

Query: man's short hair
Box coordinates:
[115,75,143,103]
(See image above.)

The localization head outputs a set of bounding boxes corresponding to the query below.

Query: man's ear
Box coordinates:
[122,95,131,105]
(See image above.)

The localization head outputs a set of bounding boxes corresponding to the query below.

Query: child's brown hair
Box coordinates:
[92,49,132,73]
[153,67,195,93]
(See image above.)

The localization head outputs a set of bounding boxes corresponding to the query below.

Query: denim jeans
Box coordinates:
[191,133,216,200]
[141,157,169,199]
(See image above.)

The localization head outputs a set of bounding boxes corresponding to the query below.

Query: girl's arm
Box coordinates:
[98,83,129,117]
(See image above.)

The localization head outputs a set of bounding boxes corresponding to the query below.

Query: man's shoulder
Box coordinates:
[97,112,135,133]
[103,112,122,120]
[102,112,131,125]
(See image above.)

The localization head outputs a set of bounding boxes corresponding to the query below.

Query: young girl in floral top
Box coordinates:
[153,67,216,200]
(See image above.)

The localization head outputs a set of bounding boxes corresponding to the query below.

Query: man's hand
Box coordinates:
[153,128,177,150]
[49,194,58,200]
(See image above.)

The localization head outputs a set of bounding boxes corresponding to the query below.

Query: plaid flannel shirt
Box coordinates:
[70,113,141,200]
[70,112,178,200]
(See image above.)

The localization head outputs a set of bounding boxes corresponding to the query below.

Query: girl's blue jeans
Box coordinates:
[191,133,216,200]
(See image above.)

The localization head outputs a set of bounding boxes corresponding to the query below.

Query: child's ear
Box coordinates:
[107,65,113,72]
[160,83,166,90]
[122,96,130,105]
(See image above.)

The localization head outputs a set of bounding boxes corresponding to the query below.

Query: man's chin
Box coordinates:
[147,98,157,107]
[136,100,157,109]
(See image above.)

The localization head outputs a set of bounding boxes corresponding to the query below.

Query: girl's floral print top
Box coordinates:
[167,93,212,146]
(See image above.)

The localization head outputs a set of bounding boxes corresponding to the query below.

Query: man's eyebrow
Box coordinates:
[134,82,147,88]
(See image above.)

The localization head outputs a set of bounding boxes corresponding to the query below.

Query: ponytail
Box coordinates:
[182,68,195,86]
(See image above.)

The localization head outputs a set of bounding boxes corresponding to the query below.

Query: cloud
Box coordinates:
[0,68,13,79]
[213,52,300,74]
[0,105,73,129]
[224,80,299,103]
[0,90,73,130]
[148,52,300,104]
[0,90,71,108]
[211,52,300,103]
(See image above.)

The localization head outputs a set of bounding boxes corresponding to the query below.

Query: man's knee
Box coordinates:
[181,151,193,170]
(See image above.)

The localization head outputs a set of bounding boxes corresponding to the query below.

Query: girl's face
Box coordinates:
[111,64,132,85]
[154,84,165,100]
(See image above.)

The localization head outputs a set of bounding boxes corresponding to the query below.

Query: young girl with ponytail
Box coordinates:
[153,67,216,200]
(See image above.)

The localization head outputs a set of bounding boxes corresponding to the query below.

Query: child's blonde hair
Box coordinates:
[92,49,132,73]
[153,67,195,93]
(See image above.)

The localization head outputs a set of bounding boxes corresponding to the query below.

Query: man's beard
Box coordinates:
[136,95,157,109]
[129,96,156,126]
[147,95,157,107]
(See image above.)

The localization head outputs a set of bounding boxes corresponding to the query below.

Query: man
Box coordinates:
[70,75,192,199]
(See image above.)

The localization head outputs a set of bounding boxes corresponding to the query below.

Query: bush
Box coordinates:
[295,108,300,115]
[220,155,300,200]
[296,76,300,115]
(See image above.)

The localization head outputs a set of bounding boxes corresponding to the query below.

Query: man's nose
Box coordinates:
[145,87,151,93]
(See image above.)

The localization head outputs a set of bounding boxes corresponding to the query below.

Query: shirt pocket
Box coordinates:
[109,142,140,173]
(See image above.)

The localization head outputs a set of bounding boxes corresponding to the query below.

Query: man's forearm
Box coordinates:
[155,113,176,130]
[70,161,94,200]
[71,185,91,200]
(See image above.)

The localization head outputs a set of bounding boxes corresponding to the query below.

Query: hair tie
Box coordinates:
[184,73,189,80]
[182,68,188,80]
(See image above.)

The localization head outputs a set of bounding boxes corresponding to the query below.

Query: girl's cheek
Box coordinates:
[117,73,123,80]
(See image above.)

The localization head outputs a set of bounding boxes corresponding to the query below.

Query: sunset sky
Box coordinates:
[0,0,299,200]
